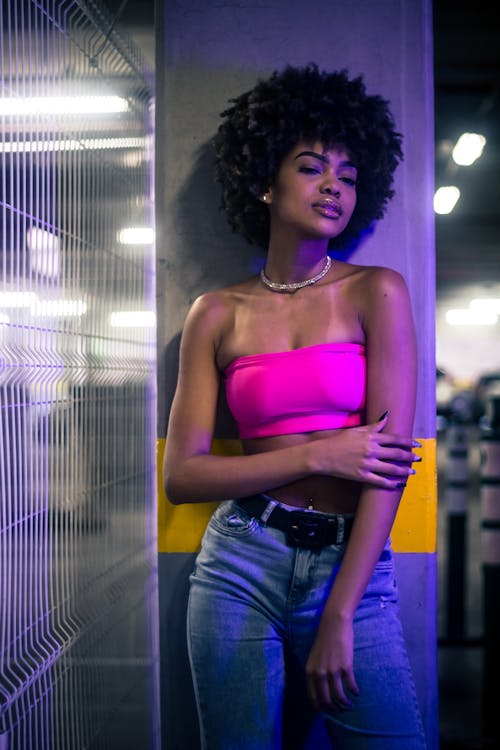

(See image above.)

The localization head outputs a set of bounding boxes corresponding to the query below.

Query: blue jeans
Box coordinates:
[187,499,426,750]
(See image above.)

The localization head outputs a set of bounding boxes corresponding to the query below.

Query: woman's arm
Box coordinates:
[164,292,313,503]
[305,267,418,710]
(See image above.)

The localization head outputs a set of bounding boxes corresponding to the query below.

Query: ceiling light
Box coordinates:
[0,291,37,308]
[0,95,129,116]
[452,132,486,166]
[27,227,60,278]
[118,227,154,245]
[0,136,146,154]
[31,299,87,317]
[109,311,155,327]
[445,308,497,326]
[434,186,460,214]
[470,298,500,314]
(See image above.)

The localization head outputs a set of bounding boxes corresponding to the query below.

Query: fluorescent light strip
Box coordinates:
[0,137,146,154]
[0,290,88,318]
[118,227,154,245]
[0,95,129,116]
[470,298,500,314]
[31,299,88,318]
[446,308,498,326]
[109,311,155,328]
[0,291,37,308]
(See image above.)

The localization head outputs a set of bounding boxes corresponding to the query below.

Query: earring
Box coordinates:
[261,194,268,202]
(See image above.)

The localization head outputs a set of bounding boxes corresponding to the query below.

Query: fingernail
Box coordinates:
[377,410,389,421]
[409,468,416,475]
[396,481,407,488]
[413,455,422,462]
[412,440,422,448]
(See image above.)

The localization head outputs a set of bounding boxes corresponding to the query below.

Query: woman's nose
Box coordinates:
[320,174,341,196]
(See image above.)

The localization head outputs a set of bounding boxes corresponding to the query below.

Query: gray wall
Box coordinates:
[156,1,437,747]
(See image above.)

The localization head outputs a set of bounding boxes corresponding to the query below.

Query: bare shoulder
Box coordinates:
[188,288,233,322]
[353,263,407,291]
[359,268,414,343]
[181,289,232,349]
[182,277,257,349]
[344,264,409,309]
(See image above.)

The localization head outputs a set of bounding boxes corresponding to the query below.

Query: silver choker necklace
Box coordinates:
[260,256,332,292]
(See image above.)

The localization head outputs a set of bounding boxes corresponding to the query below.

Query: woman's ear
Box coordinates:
[260,189,272,204]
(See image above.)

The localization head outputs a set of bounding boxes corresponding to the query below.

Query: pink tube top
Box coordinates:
[224,342,366,439]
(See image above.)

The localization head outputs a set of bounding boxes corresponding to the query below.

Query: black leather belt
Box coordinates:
[237,495,354,549]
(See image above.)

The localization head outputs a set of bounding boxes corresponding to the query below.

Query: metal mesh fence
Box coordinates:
[0,1,158,748]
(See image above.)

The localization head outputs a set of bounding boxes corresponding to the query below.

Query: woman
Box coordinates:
[164,64,426,749]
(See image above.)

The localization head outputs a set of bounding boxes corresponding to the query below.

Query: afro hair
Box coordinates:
[213,63,403,250]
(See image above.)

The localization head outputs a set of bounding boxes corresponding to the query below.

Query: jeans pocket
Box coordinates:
[210,501,259,538]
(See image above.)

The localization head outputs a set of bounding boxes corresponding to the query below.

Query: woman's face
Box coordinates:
[265,142,358,241]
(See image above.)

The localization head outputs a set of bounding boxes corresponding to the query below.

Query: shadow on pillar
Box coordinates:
[174,141,260,294]
[158,552,200,750]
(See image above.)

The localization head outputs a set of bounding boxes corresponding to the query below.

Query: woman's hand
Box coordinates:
[309,412,420,489]
[306,614,359,711]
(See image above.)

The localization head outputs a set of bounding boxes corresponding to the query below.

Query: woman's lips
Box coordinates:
[312,199,343,218]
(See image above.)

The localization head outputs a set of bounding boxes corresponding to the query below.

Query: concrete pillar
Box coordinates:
[155,1,437,747]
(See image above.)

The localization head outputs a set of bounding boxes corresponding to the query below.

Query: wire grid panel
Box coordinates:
[0,2,158,748]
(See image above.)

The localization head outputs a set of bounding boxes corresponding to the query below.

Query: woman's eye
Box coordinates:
[298,166,321,174]
[341,176,357,186]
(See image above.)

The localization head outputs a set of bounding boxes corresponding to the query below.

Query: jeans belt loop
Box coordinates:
[336,515,345,545]
[260,499,278,524]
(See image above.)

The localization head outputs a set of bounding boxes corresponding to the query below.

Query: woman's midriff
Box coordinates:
[242,429,362,515]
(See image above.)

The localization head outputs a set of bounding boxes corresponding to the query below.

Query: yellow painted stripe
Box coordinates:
[157,438,242,553]
[390,438,436,553]
[157,437,436,554]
